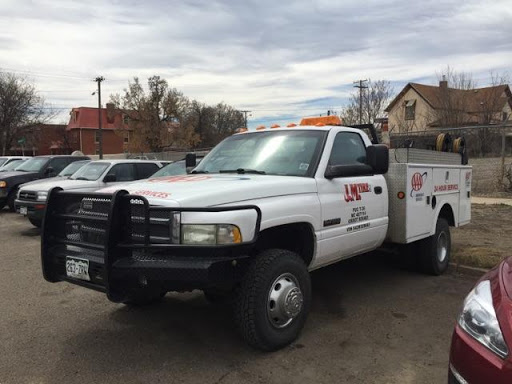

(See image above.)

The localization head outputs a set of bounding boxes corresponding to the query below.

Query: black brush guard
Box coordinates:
[41,188,261,302]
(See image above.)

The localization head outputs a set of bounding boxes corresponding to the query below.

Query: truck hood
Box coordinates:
[98,174,317,206]
[0,171,39,180]
[21,178,98,192]
[20,176,63,188]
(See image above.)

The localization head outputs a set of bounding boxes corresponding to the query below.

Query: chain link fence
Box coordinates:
[389,124,512,196]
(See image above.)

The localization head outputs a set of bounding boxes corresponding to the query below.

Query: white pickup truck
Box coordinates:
[41,125,471,351]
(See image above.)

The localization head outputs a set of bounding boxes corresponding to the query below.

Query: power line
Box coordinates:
[94,76,105,159]
[239,110,251,128]
[353,79,368,124]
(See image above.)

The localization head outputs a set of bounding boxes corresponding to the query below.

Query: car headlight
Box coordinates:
[181,224,242,245]
[36,191,48,201]
[0,181,6,188]
[458,280,509,358]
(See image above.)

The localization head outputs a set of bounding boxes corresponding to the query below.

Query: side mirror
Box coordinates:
[185,153,197,174]
[104,174,116,182]
[366,144,389,174]
[44,167,54,176]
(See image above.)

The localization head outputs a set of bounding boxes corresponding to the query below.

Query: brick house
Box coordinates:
[385,81,512,133]
[66,103,131,155]
[8,124,71,156]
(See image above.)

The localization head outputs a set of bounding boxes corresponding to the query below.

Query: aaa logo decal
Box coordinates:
[410,172,427,197]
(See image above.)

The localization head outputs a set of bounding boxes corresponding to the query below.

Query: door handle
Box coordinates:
[374,186,383,195]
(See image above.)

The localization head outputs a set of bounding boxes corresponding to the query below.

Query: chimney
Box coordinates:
[439,75,448,90]
[106,103,115,124]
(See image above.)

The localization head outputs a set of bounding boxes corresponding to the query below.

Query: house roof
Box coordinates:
[385,83,512,113]
[66,107,130,131]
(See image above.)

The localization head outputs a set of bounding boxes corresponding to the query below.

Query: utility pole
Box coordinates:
[239,110,251,128]
[353,79,368,124]
[94,76,105,159]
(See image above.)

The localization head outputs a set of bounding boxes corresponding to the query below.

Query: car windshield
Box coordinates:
[151,158,203,177]
[193,130,327,177]
[0,158,8,167]
[69,162,110,181]
[59,161,89,177]
[0,159,27,171]
[16,157,49,172]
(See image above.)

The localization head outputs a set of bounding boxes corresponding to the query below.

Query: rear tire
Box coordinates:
[29,218,42,228]
[419,218,451,275]
[233,249,311,351]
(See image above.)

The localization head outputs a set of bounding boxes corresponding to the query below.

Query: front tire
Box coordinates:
[29,218,42,228]
[7,188,18,212]
[233,249,311,351]
[419,218,451,275]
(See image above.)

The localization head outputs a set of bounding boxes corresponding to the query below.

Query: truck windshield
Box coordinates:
[193,130,327,177]
[69,162,110,181]
[16,158,49,172]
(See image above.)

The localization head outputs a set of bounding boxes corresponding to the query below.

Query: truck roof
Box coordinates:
[236,125,364,134]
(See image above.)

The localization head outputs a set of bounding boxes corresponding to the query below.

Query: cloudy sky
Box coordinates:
[1,0,511,127]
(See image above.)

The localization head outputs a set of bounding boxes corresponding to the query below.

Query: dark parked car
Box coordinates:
[449,257,512,383]
[0,155,89,211]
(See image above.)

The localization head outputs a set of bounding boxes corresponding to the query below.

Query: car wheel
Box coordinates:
[7,188,18,212]
[29,218,42,228]
[233,249,311,351]
[419,218,451,275]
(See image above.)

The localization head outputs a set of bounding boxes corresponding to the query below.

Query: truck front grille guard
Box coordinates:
[41,187,262,298]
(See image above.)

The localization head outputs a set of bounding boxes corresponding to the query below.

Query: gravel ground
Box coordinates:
[0,210,477,384]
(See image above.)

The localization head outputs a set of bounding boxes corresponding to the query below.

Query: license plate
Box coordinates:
[19,206,27,216]
[65,257,90,281]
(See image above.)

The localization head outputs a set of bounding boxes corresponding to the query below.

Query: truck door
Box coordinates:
[315,131,388,267]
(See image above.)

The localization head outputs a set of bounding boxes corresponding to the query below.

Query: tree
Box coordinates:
[340,80,394,126]
[111,76,244,152]
[111,76,199,152]
[0,71,52,155]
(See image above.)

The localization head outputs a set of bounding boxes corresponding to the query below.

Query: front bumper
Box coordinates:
[41,188,261,302]
[449,324,512,384]
[15,199,46,220]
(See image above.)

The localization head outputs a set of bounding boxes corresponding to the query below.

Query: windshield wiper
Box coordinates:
[190,170,209,174]
[74,177,91,181]
[219,168,266,175]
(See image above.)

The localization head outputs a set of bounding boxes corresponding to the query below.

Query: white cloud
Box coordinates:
[0,0,510,127]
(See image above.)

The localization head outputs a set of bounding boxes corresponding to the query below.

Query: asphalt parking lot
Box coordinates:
[0,210,478,384]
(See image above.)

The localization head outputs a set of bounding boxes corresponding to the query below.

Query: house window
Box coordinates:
[95,131,100,144]
[123,114,130,125]
[405,100,416,120]
[124,132,129,144]
[503,112,509,121]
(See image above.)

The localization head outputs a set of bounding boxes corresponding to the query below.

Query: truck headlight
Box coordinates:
[36,191,48,201]
[0,181,6,188]
[458,280,509,358]
[181,224,242,245]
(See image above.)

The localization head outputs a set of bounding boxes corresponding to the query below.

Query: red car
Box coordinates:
[449,257,512,383]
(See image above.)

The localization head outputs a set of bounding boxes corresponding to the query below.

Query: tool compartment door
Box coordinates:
[458,168,472,225]
[406,166,434,241]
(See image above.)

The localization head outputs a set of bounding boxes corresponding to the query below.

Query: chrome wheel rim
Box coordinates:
[437,232,448,263]
[267,273,303,329]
